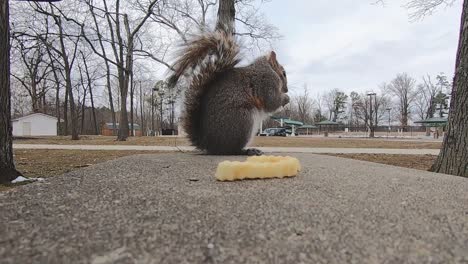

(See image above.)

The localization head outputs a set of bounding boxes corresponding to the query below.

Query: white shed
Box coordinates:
[12,113,58,136]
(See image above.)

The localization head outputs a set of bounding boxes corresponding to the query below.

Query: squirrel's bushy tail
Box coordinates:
[168,31,241,148]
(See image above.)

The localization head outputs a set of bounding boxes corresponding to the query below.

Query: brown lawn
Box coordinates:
[14,135,442,149]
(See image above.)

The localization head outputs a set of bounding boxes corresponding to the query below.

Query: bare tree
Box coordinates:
[313,92,326,123]
[10,36,51,113]
[413,74,450,120]
[30,3,82,140]
[404,0,458,20]
[295,84,314,124]
[87,1,116,134]
[73,0,158,140]
[81,51,98,135]
[386,73,417,128]
[350,91,370,128]
[323,88,348,122]
[373,93,391,126]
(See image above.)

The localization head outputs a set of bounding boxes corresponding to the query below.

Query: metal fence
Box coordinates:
[297,125,441,138]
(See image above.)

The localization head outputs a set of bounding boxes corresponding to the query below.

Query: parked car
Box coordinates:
[259,128,281,136]
[259,127,298,137]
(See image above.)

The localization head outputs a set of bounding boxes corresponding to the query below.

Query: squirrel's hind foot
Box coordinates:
[243,148,264,156]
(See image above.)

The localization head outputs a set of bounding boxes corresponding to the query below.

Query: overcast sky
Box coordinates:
[260,0,462,96]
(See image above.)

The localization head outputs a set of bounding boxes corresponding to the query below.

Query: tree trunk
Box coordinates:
[215,0,235,35]
[139,81,144,135]
[62,57,78,140]
[64,84,68,136]
[79,66,87,134]
[0,0,22,183]
[115,3,129,141]
[431,0,468,177]
[54,15,79,140]
[31,81,39,112]
[160,97,163,135]
[89,80,98,135]
[81,53,98,135]
[80,90,86,134]
[89,3,116,135]
[41,82,47,113]
[55,80,60,134]
[117,84,129,140]
[66,68,79,140]
[107,82,116,135]
[130,71,134,137]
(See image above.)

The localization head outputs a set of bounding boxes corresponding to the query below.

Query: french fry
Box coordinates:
[215,155,301,181]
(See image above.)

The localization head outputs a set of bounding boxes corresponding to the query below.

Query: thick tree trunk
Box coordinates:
[431,0,468,177]
[41,83,46,113]
[117,83,129,140]
[65,68,79,140]
[0,0,22,183]
[106,82,116,135]
[55,81,60,133]
[31,82,39,112]
[139,81,144,135]
[89,82,98,135]
[81,54,98,135]
[54,15,79,140]
[130,71,134,137]
[80,90,86,134]
[215,0,235,35]
[64,85,68,135]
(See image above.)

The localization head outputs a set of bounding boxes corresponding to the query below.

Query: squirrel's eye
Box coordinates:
[282,71,286,77]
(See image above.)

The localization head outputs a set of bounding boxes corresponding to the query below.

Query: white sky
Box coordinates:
[261,0,462,96]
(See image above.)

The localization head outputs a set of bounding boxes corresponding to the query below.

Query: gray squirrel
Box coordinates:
[168,30,290,155]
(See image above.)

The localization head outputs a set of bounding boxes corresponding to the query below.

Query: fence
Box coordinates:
[297,125,441,138]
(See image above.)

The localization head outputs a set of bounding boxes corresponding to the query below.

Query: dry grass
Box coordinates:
[14,135,442,149]
[324,154,436,171]
[14,135,190,146]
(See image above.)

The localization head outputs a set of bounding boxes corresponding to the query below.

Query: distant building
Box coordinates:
[101,123,142,136]
[12,113,58,137]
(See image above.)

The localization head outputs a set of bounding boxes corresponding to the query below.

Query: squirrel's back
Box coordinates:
[168,31,241,148]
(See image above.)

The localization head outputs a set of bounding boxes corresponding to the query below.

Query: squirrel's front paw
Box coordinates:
[245,148,264,156]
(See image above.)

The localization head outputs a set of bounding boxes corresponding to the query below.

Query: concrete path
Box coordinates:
[13,143,440,155]
[1,153,467,263]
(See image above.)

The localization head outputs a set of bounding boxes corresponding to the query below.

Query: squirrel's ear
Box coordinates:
[270,50,276,60]
[269,51,277,60]
[268,51,278,66]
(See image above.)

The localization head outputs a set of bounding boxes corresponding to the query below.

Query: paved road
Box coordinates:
[1,153,467,263]
[13,143,440,155]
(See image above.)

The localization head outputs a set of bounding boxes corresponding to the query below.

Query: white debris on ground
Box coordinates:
[11,176,44,184]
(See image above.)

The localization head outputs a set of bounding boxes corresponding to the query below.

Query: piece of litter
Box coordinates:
[207,243,214,249]
[74,164,92,168]
[188,178,199,182]
[11,176,43,183]
[11,176,29,183]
